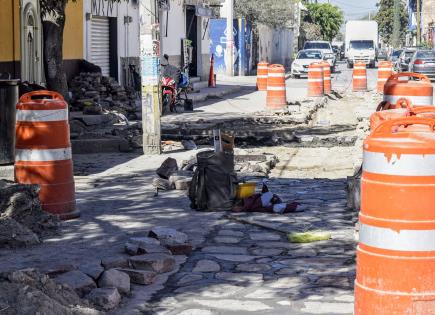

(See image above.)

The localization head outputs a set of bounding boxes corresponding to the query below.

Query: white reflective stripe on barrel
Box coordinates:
[267,86,286,91]
[363,151,435,176]
[324,77,331,81]
[354,67,366,70]
[16,109,68,122]
[353,76,367,79]
[258,66,268,70]
[257,75,268,79]
[377,78,388,82]
[384,95,434,105]
[308,78,323,82]
[308,68,323,72]
[16,148,72,162]
[359,223,435,251]
[268,73,285,78]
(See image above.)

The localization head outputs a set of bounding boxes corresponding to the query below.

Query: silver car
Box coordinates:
[291,50,324,78]
[409,50,435,79]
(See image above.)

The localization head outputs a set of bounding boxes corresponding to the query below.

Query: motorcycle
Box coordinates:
[161,55,191,114]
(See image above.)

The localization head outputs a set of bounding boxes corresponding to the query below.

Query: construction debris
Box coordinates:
[0,180,59,248]
[69,72,140,120]
[0,269,101,315]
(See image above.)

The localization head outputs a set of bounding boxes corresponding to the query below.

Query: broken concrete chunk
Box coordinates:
[86,287,121,311]
[101,256,129,270]
[129,253,176,273]
[116,268,156,285]
[148,227,188,246]
[54,270,97,297]
[79,262,104,281]
[125,242,170,256]
[98,269,130,294]
[166,244,193,255]
[41,264,77,278]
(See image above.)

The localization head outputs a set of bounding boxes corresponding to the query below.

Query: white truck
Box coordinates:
[345,21,378,68]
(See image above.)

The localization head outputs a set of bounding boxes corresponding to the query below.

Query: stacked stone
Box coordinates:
[69,72,140,119]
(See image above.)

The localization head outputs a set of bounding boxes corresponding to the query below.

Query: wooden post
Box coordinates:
[139,0,161,155]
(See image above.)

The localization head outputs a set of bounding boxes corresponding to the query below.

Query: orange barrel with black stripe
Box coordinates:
[256,62,269,91]
[15,90,78,220]
[384,72,433,106]
[320,61,331,94]
[353,62,367,92]
[307,62,324,97]
[355,116,435,314]
[377,61,393,93]
[266,64,287,111]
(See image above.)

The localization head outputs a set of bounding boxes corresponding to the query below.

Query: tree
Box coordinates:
[39,0,123,96]
[304,3,344,41]
[374,0,408,46]
[234,0,296,29]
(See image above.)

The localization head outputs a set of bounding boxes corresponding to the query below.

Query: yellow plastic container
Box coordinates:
[236,182,257,199]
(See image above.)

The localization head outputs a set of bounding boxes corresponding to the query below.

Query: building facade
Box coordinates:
[0,0,83,84]
[160,0,220,80]
[407,0,435,47]
[0,0,140,86]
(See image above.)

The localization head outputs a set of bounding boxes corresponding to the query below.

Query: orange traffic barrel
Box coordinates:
[307,62,324,97]
[384,72,433,106]
[353,62,367,92]
[15,90,78,220]
[321,61,331,94]
[266,64,287,111]
[377,61,393,93]
[256,62,269,91]
[371,98,412,131]
[356,116,435,314]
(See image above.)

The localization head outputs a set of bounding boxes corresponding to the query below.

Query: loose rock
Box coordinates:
[98,269,130,294]
[129,253,176,273]
[55,270,97,297]
[86,287,121,311]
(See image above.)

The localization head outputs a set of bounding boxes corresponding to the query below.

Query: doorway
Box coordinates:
[186,5,198,77]
[21,0,43,84]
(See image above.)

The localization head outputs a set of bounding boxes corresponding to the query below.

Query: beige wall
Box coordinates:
[0,0,20,62]
[63,0,84,60]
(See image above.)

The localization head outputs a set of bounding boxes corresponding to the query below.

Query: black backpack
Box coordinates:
[189,151,238,211]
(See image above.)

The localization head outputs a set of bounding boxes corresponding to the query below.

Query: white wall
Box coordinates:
[258,24,294,68]
[83,0,140,80]
[161,1,185,57]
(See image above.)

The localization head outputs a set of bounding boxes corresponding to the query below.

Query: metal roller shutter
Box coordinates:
[91,16,110,76]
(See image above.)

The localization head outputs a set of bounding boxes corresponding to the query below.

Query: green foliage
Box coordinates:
[234,0,296,28]
[304,3,344,41]
[374,0,408,46]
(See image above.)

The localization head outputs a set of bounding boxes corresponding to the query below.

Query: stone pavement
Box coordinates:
[128,178,356,315]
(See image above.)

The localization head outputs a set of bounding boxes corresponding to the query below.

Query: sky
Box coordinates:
[317,0,379,21]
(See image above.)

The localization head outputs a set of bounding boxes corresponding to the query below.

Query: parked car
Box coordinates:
[395,48,418,72]
[389,49,403,62]
[303,41,336,71]
[291,49,324,78]
[378,48,388,60]
[408,50,435,79]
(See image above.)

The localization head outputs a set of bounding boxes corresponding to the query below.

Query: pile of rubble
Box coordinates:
[69,73,140,120]
[0,269,101,315]
[0,180,59,248]
[13,227,192,312]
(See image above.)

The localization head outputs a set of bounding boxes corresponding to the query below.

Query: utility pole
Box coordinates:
[416,0,421,45]
[225,0,234,76]
[392,0,400,48]
[140,0,161,155]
